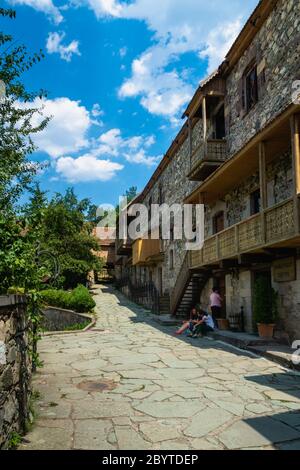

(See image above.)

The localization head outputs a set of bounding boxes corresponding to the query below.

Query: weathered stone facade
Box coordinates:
[0,295,31,449]
[134,133,197,296]
[225,0,300,156]
[273,259,300,341]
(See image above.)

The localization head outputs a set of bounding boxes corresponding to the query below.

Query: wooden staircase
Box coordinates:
[170,252,210,318]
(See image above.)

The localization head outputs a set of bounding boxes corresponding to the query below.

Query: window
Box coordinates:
[250,189,261,215]
[245,65,258,112]
[158,183,164,205]
[170,249,174,270]
[213,211,224,235]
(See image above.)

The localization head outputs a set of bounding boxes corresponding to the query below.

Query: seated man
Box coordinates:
[192,311,215,338]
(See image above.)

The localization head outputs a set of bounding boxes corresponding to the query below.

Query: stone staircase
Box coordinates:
[175,272,209,318]
[170,252,210,318]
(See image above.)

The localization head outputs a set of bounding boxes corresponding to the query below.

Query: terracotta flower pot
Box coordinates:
[217,318,230,330]
[257,323,275,339]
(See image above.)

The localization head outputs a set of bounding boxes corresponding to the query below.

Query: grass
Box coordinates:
[63,321,90,331]
[8,432,22,450]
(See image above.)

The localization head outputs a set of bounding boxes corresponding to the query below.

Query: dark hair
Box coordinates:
[212,287,218,293]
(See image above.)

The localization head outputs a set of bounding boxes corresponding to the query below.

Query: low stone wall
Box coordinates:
[0,295,31,449]
[42,307,91,332]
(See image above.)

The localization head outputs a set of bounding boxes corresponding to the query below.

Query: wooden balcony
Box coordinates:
[190,197,300,269]
[188,139,227,181]
[132,239,164,266]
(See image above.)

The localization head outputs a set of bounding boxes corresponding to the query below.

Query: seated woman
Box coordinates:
[192,311,215,338]
[175,307,201,335]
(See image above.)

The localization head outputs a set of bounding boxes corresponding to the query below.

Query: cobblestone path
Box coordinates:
[20,285,300,450]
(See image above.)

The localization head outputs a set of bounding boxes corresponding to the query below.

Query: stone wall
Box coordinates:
[42,307,91,332]
[272,259,300,342]
[0,295,31,449]
[225,270,254,333]
[225,0,300,156]
[218,150,293,229]
[136,133,197,295]
[225,172,259,227]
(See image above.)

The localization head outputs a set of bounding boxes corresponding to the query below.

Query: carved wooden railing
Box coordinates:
[190,139,227,172]
[190,197,298,269]
[170,252,191,316]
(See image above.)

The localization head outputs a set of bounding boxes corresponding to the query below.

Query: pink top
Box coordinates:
[210,292,222,308]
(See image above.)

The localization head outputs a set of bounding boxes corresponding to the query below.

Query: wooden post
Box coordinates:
[290,113,300,234]
[188,117,193,170]
[259,141,267,210]
[202,96,207,154]
[259,141,267,244]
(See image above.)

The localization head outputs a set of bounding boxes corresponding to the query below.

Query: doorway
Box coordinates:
[214,275,226,318]
[158,267,163,296]
[213,211,224,235]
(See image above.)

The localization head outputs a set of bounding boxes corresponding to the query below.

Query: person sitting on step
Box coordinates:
[175,307,202,336]
[192,311,215,338]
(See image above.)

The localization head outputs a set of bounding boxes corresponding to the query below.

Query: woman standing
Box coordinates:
[210,287,222,325]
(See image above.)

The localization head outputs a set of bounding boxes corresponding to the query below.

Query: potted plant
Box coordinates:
[253,277,278,338]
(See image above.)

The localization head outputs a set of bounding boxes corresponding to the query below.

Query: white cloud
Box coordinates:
[55,154,123,182]
[119,46,128,58]
[82,0,258,118]
[9,0,63,24]
[85,0,122,18]
[19,97,92,158]
[46,32,81,62]
[119,48,193,117]
[94,128,160,166]
[199,18,242,74]
[91,103,104,117]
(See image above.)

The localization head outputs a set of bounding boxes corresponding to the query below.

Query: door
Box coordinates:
[158,268,163,296]
[218,276,227,318]
[213,211,224,234]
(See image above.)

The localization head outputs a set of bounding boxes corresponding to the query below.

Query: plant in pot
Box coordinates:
[253,277,278,338]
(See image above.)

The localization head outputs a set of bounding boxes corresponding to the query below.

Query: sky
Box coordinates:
[3,0,259,207]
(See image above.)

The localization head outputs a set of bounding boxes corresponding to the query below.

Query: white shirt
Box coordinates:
[203,315,214,329]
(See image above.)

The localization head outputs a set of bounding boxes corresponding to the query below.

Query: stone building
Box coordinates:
[115,0,300,341]
[186,0,300,339]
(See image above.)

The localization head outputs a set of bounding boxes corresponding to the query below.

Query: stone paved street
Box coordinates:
[20,285,300,450]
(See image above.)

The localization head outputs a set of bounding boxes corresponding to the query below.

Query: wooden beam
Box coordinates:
[188,117,193,169]
[238,253,272,265]
[290,113,300,234]
[259,141,267,209]
[202,96,207,144]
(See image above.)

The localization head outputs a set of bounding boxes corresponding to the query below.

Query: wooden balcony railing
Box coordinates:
[190,139,227,173]
[190,197,298,269]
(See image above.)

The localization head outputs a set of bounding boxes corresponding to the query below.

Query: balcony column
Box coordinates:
[290,113,300,233]
[259,141,267,244]
[202,96,207,153]
[188,117,193,170]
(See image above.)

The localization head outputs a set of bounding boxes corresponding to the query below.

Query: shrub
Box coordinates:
[253,277,279,324]
[68,285,96,313]
[41,285,95,313]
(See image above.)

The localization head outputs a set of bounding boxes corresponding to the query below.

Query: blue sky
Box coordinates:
[3,0,259,206]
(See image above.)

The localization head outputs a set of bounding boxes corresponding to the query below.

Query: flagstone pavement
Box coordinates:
[20,285,300,450]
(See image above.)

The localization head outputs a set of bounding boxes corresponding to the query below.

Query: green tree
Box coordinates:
[36,189,104,289]
[0,8,50,210]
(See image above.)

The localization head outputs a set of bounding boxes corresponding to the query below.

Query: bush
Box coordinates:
[68,285,96,313]
[41,285,95,313]
[253,277,278,324]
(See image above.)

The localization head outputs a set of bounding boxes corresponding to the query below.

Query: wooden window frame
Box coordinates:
[243,62,258,113]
